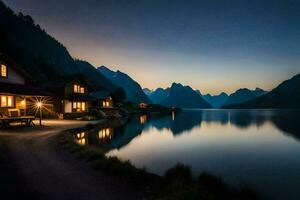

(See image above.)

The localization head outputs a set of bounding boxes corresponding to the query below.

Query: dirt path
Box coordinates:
[0,120,147,200]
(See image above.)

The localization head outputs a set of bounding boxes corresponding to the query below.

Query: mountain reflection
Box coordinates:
[271,110,300,140]
[73,110,300,151]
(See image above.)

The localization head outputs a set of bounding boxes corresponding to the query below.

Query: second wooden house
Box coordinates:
[41,74,96,118]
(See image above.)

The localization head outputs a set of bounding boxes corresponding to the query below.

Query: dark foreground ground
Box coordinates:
[0,120,147,200]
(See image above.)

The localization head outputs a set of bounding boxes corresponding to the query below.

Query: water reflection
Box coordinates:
[271,110,300,140]
[74,132,86,146]
[73,118,143,151]
[73,109,300,200]
[172,111,175,121]
[99,128,114,140]
[140,115,147,124]
[73,110,300,152]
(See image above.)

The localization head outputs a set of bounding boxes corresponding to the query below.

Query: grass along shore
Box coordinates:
[57,123,259,200]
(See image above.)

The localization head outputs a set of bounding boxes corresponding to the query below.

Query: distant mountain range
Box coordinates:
[145,85,268,109]
[162,83,211,108]
[223,88,267,107]
[144,83,211,109]
[143,88,170,104]
[98,66,151,104]
[203,92,229,108]
[203,88,267,109]
[224,74,300,109]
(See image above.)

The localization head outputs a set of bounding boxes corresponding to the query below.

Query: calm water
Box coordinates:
[74,110,300,200]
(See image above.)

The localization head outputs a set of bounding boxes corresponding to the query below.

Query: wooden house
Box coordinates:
[90,91,114,108]
[0,53,47,116]
[41,74,96,118]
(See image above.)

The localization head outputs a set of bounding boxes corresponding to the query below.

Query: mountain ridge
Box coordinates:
[223,87,267,106]
[98,66,151,104]
[203,92,229,108]
[223,74,300,108]
[158,83,211,109]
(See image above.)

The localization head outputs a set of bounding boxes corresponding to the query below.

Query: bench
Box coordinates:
[0,109,35,128]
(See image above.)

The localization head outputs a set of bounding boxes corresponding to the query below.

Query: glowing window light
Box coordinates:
[1,64,7,77]
[80,87,85,93]
[74,84,78,93]
[73,102,86,112]
[82,102,86,111]
[7,96,12,107]
[0,96,14,107]
[73,102,77,109]
[21,100,25,106]
[1,96,6,107]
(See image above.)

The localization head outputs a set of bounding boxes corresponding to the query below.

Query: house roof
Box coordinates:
[41,74,97,90]
[0,53,33,82]
[90,90,112,99]
[0,82,49,96]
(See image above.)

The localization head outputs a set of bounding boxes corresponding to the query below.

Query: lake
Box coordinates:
[74,109,300,200]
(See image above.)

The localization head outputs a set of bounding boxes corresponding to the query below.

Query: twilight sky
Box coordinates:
[4,0,300,94]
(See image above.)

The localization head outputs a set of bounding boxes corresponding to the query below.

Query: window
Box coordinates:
[102,100,110,108]
[74,84,79,93]
[72,101,86,112]
[73,84,85,93]
[80,87,85,93]
[0,96,14,107]
[1,64,7,78]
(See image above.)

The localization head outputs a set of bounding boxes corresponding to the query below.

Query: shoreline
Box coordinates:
[0,119,147,200]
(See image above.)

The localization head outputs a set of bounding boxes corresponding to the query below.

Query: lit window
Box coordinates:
[80,87,85,93]
[74,84,85,93]
[73,102,77,109]
[0,96,14,107]
[1,96,6,106]
[72,101,87,112]
[7,96,12,107]
[74,84,79,93]
[102,100,110,107]
[1,64,7,78]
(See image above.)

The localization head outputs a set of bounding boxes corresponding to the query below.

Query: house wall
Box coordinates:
[0,60,26,84]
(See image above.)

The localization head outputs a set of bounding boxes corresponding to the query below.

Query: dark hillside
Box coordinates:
[0,1,116,91]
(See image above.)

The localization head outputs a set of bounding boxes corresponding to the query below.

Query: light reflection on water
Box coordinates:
[74,132,86,146]
[74,109,300,200]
